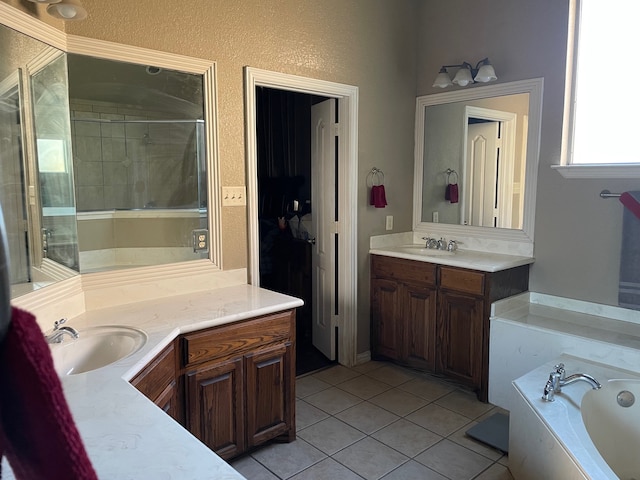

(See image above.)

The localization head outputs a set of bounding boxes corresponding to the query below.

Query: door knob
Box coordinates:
[307,237,316,245]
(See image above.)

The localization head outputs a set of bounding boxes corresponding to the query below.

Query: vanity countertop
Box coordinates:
[3,284,303,480]
[369,245,534,272]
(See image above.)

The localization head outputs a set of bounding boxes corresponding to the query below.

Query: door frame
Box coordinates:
[244,67,359,367]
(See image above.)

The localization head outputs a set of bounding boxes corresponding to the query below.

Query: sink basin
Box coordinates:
[396,245,455,256]
[51,325,147,376]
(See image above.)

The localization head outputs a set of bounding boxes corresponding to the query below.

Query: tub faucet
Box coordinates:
[542,363,601,402]
[45,318,79,344]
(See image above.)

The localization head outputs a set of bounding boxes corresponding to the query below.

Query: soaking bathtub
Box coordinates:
[510,355,640,480]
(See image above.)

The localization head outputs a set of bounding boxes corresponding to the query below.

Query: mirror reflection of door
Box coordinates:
[29,50,80,273]
[462,106,521,229]
[0,74,31,291]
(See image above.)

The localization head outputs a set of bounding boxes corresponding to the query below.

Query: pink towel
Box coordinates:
[0,307,98,480]
[620,191,640,220]
[370,185,387,208]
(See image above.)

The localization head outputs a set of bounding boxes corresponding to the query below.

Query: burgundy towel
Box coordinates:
[370,185,387,208]
[0,307,98,480]
[620,191,640,220]
[448,183,459,204]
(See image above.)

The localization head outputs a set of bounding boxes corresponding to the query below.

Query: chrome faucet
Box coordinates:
[45,318,79,344]
[436,237,447,250]
[422,236,438,249]
[447,240,458,252]
[542,363,601,402]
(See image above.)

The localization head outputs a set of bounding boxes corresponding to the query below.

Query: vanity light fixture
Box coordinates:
[432,58,497,88]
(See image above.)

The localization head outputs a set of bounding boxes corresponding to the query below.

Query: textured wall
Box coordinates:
[53,0,419,353]
[416,0,639,307]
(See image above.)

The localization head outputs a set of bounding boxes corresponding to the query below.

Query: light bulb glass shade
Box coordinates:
[452,67,474,87]
[46,2,87,20]
[474,63,497,83]
[432,70,453,88]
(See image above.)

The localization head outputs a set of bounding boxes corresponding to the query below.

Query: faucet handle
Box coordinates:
[554,363,566,380]
[53,318,68,331]
[447,240,458,251]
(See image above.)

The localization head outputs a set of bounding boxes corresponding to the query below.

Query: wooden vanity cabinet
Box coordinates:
[131,341,181,423]
[180,310,296,460]
[371,256,437,371]
[371,254,528,401]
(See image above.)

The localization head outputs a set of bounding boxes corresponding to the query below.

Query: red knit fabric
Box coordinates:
[0,307,97,480]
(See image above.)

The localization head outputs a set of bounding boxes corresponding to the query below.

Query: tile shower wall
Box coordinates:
[70,99,199,211]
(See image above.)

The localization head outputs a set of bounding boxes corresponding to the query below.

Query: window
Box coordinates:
[556,0,640,178]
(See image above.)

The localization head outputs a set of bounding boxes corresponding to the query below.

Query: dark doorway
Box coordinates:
[255,86,333,376]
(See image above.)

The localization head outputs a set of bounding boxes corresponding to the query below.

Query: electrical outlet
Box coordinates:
[222,186,246,206]
[385,215,393,231]
[192,229,209,253]
[432,211,439,223]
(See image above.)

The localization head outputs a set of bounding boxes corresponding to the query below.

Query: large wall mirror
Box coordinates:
[0,8,219,299]
[413,78,543,252]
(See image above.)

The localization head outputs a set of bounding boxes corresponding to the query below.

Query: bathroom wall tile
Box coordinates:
[298,417,365,455]
[76,186,104,211]
[74,118,101,137]
[406,404,471,437]
[414,439,493,480]
[335,401,399,434]
[76,161,103,186]
[380,460,447,480]
[104,185,130,210]
[371,419,441,457]
[332,437,408,480]
[124,115,149,139]
[126,139,147,163]
[289,458,364,480]
[74,136,102,163]
[250,439,326,479]
[103,162,128,186]
[368,388,428,417]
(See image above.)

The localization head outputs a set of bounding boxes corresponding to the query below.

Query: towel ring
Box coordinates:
[367,167,385,187]
[446,168,458,184]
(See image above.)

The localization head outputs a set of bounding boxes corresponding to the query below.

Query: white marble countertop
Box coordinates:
[369,244,534,272]
[3,284,303,480]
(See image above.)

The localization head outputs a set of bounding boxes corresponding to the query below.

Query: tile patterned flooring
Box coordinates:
[230,361,513,480]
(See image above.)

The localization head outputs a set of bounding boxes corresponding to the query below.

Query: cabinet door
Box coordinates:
[156,380,180,421]
[437,290,484,388]
[245,342,294,447]
[371,277,401,360]
[402,282,437,370]
[186,357,245,460]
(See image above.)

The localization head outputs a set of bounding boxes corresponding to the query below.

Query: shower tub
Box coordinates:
[510,355,640,480]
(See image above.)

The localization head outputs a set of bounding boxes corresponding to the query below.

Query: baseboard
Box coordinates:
[356,350,371,365]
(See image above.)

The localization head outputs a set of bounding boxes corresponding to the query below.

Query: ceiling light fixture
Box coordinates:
[432,58,497,89]
[45,0,87,20]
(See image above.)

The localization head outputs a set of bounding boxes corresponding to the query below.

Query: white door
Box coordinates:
[310,99,336,360]
[466,122,500,227]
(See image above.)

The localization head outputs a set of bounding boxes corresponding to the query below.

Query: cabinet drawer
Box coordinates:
[182,310,294,368]
[131,342,176,402]
[371,255,436,285]
[439,267,485,296]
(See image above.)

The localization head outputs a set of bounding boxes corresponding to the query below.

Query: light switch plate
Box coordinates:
[222,186,246,206]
